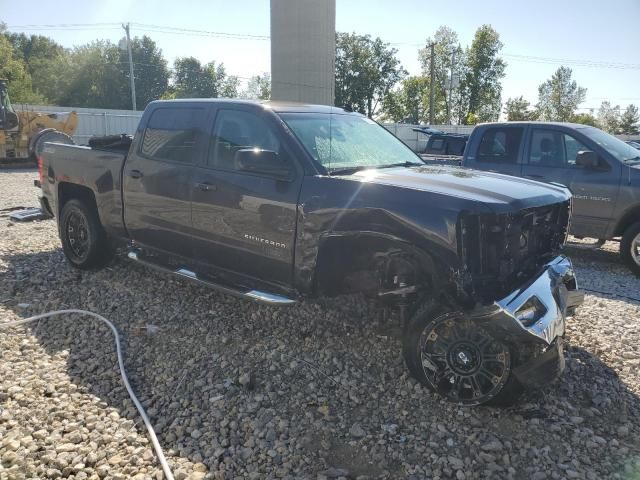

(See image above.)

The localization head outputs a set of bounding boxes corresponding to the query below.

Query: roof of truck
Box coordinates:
[476,121,590,129]
[151,98,353,114]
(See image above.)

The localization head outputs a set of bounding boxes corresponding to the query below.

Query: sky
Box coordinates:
[3,0,640,113]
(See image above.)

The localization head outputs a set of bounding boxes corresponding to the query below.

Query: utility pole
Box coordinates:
[122,23,137,111]
[448,50,455,125]
[428,42,436,125]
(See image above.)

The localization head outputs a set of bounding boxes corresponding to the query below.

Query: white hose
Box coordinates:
[0,309,174,480]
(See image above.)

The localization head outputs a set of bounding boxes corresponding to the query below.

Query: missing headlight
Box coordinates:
[515,296,547,327]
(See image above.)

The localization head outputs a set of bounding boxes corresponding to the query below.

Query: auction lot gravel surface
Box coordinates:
[1,169,639,480]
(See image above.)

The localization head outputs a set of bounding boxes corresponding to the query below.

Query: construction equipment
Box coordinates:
[0,79,77,165]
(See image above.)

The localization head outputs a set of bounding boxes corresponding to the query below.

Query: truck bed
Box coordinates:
[40,142,127,237]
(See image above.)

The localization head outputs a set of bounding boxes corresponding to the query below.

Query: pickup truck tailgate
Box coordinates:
[40,142,127,236]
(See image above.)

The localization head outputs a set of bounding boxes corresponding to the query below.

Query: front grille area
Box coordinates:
[459,200,571,301]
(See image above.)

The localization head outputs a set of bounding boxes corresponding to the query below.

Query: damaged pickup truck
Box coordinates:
[37,99,584,406]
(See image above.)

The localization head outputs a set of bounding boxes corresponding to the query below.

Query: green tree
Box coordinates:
[217,69,240,98]
[619,104,639,135]
[418,26,464,124]
[170,57,238,99]
[335,32,406,117]
[242,73,271,100]
[5,32,68,104]
[458,25,506,123]
[597,101,621,134]
[536,66,586,121]
[119,36,170,109]
[171,57,206,97]
[465,112,479,125]
[503,96,537,121]
[571,112,598,126]
[381,75,430,123]
[0,27,44,103]
[59,41,126,109]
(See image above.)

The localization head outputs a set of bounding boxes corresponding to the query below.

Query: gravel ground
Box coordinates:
[1,169,639,480]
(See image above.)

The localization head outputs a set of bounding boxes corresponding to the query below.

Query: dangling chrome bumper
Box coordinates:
[472,255,583,345]
[470,255,583,388]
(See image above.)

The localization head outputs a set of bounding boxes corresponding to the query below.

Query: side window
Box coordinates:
[477,127,523,163]
[563,134,589,166]
[429,138,444,151]
[528,129,565,167]
[209,109,280,171]
[141,108,205,163]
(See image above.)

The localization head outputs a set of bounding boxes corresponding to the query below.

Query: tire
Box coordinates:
[402,301,523,406]
[621,221,640,277]
[29,129,75,159]
[59,199,111,270]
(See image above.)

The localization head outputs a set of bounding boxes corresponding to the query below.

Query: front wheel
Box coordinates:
[403,303,522,406]
[59,199,111,270]
[621,221,640,277]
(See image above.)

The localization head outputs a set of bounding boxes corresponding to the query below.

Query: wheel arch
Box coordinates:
[58,182,99,219]
[312,231,455,300]
[612,204,640,237]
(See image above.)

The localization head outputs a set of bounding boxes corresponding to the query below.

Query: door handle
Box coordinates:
[129,169,144,179]
[196,182,216,192]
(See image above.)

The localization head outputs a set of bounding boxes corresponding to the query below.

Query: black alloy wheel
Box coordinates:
[403,303,522,406]
[59,199,111,269]
[64,209,91,262]
[418,315,511,405]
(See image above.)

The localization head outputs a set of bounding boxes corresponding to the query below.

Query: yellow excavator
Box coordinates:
[0,79,77,166]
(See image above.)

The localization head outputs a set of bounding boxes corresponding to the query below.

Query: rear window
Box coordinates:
[429,138,444,151]
[448,138,465,156]
[476,127,523,163]
[141,107,205,163]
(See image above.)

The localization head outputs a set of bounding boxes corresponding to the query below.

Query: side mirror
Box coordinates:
[575,150,599,169]
[234,148,290,179]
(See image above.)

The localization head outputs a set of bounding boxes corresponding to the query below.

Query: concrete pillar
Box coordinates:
[270,0,336,106]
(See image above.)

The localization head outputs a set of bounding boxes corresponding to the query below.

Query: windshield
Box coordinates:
[279,113,422,172]
[581,127,640,163]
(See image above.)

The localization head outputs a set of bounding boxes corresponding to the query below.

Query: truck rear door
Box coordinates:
[521,126,619,238]
[463,125,525,177]
[122,105,208,257]
[190,105,302,288]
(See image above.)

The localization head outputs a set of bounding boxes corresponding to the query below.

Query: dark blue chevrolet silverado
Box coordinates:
[36,100,583,406]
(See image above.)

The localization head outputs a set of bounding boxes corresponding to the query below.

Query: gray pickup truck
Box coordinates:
[35,99,585,406]
[463,122,640,276]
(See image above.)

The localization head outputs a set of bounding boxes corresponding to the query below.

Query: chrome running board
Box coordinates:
[127,250,296,306]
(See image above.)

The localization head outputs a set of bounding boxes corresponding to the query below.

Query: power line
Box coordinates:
[131,23,270,40]
[7,23,122,31]
[7,22,270,40]
[502,53,640,70]
[7,22,121,27]
[7,22,640,71]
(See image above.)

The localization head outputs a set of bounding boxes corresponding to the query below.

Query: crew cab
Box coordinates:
[37,100,583,406]
[463,122,640,275]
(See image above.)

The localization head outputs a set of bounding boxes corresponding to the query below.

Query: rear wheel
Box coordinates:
[403,302,522,406]
[621,221,640,277]
[60,199,111,269]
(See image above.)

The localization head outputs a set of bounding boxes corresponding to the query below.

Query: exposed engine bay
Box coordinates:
[459,200,571,302]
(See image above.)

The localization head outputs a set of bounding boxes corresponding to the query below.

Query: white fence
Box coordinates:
[14,105,638,151]
[15,104,143,145]
[17,104,474,151]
